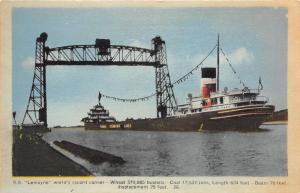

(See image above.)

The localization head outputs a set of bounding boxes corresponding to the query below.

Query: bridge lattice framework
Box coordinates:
[22,33,177,127]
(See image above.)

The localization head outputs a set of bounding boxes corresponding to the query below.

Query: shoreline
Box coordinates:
[263,121,288,125]
[13,129,93,176]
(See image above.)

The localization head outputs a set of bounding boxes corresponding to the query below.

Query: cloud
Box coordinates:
[128,39,149,49]
[21,56,35,69]
[226,47,254,64]
[168,47,255,91]
[189,47,254,68]
[21,56,66,79]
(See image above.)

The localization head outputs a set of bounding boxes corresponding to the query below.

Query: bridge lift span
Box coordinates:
[22,33,177,128]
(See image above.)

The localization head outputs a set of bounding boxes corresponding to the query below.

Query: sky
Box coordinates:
[13,7,287,127]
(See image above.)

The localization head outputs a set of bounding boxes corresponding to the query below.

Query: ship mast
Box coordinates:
[217,34,220,92]
[98,92,102,105]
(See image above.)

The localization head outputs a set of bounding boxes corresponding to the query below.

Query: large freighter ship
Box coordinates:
[82,36,274,131]
[82,67,274,131]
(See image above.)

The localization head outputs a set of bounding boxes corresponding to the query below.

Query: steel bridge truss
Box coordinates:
[43,45,158,66]
[22,33,177,128]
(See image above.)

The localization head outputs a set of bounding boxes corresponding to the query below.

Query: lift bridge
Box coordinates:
[22,32,177,128]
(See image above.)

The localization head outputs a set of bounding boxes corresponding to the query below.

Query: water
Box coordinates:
[43,124,287,176]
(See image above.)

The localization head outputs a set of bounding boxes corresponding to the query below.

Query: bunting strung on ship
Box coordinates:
[101,44,218,103]
[101,93,156,103]
[101,44,249,104]
[220,47,247,88]
[172,43,218,85]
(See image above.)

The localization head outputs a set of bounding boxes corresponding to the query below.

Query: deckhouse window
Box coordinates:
[211,98,217,105]
[220,97,224,104]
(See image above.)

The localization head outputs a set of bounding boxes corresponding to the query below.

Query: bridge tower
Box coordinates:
[22,33,48,127]
[152,36,177,118]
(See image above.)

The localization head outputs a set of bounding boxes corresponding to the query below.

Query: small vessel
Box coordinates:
[81,97,122,129]
[82,38,274,131]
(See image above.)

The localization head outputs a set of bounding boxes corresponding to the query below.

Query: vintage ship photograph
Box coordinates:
[12,7,287,177]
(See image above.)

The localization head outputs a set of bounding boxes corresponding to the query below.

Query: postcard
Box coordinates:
[0,1,299,193]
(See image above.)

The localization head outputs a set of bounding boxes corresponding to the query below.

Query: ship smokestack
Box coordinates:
[201,68,216,98]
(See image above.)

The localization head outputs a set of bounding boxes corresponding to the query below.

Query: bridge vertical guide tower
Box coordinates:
[22,33,48,127]
[152,36,177,118]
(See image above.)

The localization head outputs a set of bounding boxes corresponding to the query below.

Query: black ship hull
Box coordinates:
[84,105,275,131]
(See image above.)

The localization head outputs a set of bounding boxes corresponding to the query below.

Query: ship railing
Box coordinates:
[228,88,260,95]
[255,95,269,103]
[230,95,269,104]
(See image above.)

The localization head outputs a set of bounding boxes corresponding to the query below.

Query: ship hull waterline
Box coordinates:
[84,105,275,131]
